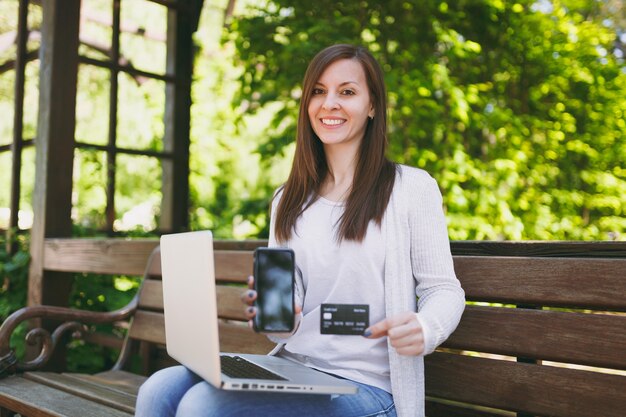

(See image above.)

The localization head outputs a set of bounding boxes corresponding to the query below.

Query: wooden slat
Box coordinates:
[425,352,626,417]
[83,331,125,350]
[81,370,147,396]
[443,306,626,370]
[137,279,164,310]
[455,256,626,310]
[44,239,159,275]
[128,310,166,345]
[43,240,254,282]
[128,311,270,353]
[216,285,248,320]
[219,321,275,354]
[42,238,626,265]
[0,375,132,417]
[450,240,626,258]
[214,250,253,283]
[214,240,266,251]
[137,280,246,320]
[425,398,513,417]
[24,372,136,414]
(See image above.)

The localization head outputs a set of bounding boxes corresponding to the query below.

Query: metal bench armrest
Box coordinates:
[0,298,138,377]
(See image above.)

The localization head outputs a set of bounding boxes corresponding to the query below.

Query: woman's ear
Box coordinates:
[368,106,375,119]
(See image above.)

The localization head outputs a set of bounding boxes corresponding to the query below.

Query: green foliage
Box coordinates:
[65,271,141,372]
[188,1,295,239]
[226,0,626,240]
[0,231,30,360]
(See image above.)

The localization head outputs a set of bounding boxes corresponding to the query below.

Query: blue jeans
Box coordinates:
[135,365,396,417]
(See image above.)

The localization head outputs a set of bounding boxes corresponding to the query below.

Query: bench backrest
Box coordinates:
[43,239,626,417]
[127,245,274,373]
[427,255,626,417]
[42,239,273,374]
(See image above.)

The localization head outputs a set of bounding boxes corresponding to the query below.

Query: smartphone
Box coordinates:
[253,247,296,332]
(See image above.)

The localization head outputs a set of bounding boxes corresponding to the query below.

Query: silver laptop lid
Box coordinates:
[160,230,222,387]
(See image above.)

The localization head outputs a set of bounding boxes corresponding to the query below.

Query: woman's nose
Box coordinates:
[322,94,340,110]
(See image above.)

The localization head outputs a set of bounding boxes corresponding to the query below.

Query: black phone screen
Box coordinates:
[254,248,295,332]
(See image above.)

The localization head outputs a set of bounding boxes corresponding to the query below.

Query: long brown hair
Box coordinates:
[274,44,396,243]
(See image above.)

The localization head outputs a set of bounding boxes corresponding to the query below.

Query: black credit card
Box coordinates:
[320,304,369,335]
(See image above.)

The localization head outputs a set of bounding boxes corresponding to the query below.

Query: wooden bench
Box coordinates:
[0,239,273,417]
[426,242,626,417]
[0,239,625,417]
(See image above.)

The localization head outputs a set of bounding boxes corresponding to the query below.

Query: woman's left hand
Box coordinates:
[363,312,425,356]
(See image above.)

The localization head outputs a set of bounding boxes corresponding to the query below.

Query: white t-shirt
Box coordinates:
[278,195,391,392]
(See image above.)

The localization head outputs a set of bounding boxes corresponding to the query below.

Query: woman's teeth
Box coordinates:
[322,119,344,126]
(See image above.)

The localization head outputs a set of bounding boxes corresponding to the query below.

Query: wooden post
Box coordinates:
[8,0,29,244]
[28,0,81,309]
[105,0,121,235]
[160,6,195,233]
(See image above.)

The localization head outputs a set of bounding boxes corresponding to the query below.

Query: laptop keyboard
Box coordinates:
[220,355,287,381]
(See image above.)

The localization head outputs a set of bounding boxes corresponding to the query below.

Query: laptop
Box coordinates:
[160,230,358,395]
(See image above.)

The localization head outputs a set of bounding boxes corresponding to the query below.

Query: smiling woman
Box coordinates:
[135,44,465,417]
[276,44,395,243]
[308,59,374,149]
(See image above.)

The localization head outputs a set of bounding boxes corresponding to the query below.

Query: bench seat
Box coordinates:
[0,371,139,416]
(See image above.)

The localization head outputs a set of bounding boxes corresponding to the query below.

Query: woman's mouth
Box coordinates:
[321,118,346,126]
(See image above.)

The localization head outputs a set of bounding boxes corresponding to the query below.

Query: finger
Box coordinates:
[364,312,416,338]
[392,331,425,355]
[389,331,423,349]
[295,304,302,315]
[363,317,392,338]
[247,275,254,289]
[395,344,424,356]
[386,316,424,355]
[241,289,256,305]
[387,316,421,341]
[244,305,256,320]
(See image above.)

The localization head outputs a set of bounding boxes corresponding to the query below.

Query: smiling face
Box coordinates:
[307,59,375,149]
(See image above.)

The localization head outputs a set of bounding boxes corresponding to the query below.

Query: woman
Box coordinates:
[136,44,465,417]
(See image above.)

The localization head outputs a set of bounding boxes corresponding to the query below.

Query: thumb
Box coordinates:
[363,318,391,338]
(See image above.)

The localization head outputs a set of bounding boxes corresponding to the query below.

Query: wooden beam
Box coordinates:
[425,352,626,417]
[450,240,626,258]
[28,0,81,307]
[105,0,121,235]
[43,239,159,276]
[8,0,29,240]
[454,256,626,311]
[160,6,194,233]
[443,305,626,370]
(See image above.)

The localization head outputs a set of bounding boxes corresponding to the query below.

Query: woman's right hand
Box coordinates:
[241,275,258,327]
[241,275,302,331]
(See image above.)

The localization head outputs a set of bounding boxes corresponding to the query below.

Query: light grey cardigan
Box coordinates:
[269,164,465,417]
[382,165,465,417]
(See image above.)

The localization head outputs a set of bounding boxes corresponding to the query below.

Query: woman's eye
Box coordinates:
[312,88,325,95]
[341,89,356,95]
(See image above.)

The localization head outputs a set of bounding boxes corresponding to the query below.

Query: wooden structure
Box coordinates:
[0,239,625,416]
[1,0,204,320]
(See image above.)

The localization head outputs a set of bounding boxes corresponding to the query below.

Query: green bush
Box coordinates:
[0,231,30,360]
[226,0,626,241]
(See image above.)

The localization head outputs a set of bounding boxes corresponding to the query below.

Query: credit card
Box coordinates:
[320,304,369,335]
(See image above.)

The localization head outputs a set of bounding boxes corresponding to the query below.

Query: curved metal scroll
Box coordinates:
[0,296,138,378]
